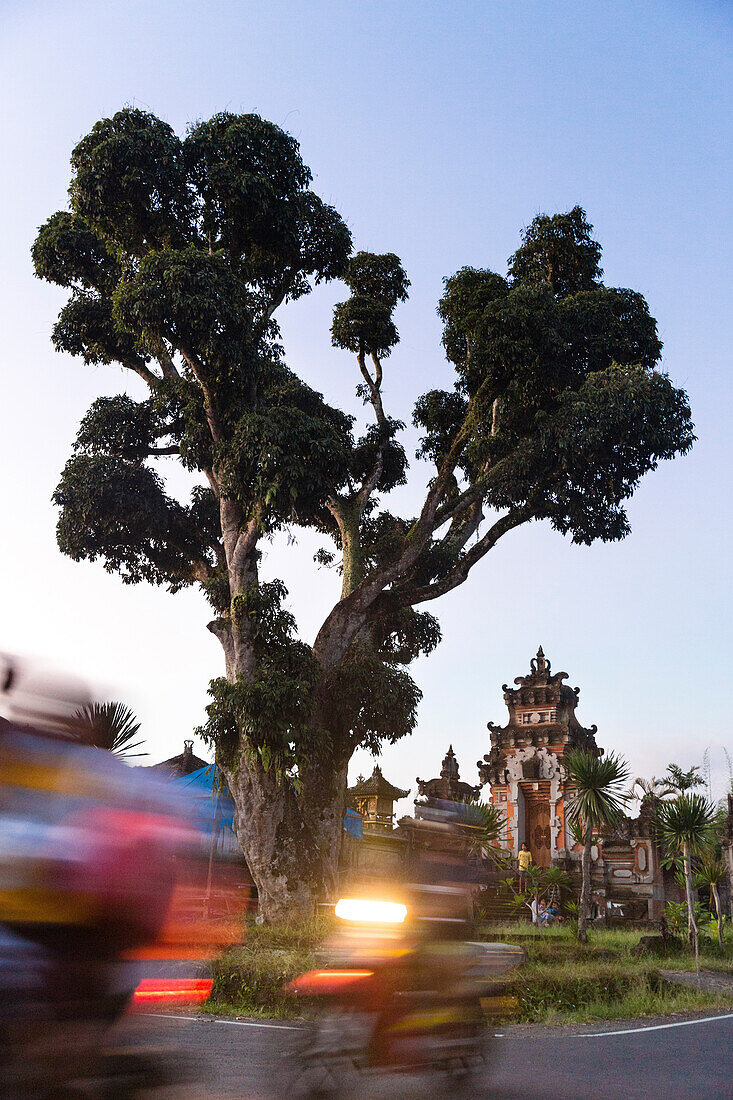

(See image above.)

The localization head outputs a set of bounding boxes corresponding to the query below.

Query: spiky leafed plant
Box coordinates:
[658,793,717,972]
[72,701,147,759]
[564,749,630,943]
[694,857,726,948]
[462,800,508,864]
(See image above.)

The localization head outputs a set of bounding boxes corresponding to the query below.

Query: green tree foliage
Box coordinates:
[34,109,695,918]
[564,749,630,943]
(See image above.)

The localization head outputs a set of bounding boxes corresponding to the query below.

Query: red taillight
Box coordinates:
[131,978,213,1008]
[287,969,373,996]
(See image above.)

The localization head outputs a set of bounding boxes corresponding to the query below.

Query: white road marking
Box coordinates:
[213,1018,302,1031]
[144,1012,301,1030]
[144,1013,198,1022]
[574,1012,733,1038]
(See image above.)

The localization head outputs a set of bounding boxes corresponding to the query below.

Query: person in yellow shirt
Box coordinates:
[517,842,532,890]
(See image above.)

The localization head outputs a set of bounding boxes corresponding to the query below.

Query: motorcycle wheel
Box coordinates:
[278,1007,373,1099]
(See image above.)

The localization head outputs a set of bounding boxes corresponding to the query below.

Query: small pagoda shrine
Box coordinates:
[477,647,600,867]
[347,765,409,832]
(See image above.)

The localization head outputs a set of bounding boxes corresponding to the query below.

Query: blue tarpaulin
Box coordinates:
[344,807,363,839]
[170,765,235,833]
[171,766,363,841]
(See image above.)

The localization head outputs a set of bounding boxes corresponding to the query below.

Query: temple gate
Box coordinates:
[477,646,600,864]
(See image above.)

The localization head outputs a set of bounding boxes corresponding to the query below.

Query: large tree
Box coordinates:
[33,109,694,919]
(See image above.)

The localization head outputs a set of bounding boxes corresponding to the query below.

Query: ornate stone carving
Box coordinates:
[417,745,480,803]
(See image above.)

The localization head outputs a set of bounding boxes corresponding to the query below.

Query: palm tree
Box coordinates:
[625,774,675,846]
[625,775,675,803]
[658,793,717,974]
[72,701,147,759]
[564,749,630,944]
[663,763,704,794]
[694,856,726,949]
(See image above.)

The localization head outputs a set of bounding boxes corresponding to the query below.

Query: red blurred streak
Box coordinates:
[131,978,213,1008]
[287,969,373,995]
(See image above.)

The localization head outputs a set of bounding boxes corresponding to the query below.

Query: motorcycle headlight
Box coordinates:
[335,898,407,924]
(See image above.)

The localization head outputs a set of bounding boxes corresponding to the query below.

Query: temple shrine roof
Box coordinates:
[417,745,481,803]
[348,765,409,801]
[149,739,210,778]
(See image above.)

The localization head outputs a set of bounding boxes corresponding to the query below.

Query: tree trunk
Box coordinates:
[711,881,724,949]
[577,821,593,944]
[214,505,359,923]
[682,843,699,979]
[224,745,348,923]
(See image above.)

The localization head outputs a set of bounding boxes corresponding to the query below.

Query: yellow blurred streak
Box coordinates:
[0,887,95,924]
[387,1005,468,1033]
[480,993,519,1016]
[0,757,110,799]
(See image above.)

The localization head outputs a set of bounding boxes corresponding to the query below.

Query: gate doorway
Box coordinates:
[523,788,551,868]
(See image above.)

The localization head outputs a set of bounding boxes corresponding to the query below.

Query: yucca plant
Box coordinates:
[72,701,147,759]
[694,855,727,949]
[564,749,630,943]
[658,792,717,974]
[461,800,508,865]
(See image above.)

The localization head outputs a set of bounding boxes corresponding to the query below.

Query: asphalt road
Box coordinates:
[127,1010,733,1100]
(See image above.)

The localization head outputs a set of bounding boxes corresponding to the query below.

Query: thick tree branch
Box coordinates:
[127,360,161,387]
[356,350,387,427]
[203,466,220,498]
[439,497,485,555]
[312,410,475,666]
[399,505,532,605]
[177,344,225,445]
[231,510,262,581]
[354,350,389,508]
[147,445,180,456]
[153,338,179,379]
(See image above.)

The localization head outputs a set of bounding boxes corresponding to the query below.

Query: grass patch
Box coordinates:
[208,916,732,1023]
[507,956,728,1023]
[210,914,333,1017]
[479,920,732,1023]
[532,983,731,1025]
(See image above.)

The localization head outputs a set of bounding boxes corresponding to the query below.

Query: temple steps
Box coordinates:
[475,880,522,923]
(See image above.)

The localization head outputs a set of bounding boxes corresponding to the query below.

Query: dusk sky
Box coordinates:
[2,0,731,808]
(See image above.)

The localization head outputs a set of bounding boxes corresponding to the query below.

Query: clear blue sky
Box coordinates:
[1,1,731,805]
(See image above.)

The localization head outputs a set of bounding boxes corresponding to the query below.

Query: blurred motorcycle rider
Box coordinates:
[0,653,189,1096]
